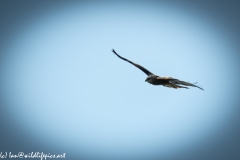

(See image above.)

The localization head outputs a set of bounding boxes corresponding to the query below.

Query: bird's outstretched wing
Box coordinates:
[157,77,204,90]
[112,49,154,76]
[169,78,204,90]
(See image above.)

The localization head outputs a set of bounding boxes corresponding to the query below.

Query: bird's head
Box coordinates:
[145,77,151,82]
[145,75,156,83]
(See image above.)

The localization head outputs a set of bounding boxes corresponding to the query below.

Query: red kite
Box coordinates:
[112,49,203,90]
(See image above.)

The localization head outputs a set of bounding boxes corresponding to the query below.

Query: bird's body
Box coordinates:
[112,49,203,90]
[145,75,172,86]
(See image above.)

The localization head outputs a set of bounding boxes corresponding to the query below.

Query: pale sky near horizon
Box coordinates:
[0,1,239,159]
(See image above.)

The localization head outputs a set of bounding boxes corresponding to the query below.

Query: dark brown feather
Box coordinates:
[169,79,204,90]
[112,49,154,76]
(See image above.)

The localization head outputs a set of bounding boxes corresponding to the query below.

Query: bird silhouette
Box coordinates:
[112,49,203,90]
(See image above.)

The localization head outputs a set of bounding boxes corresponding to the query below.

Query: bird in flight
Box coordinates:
[112,49,203,90]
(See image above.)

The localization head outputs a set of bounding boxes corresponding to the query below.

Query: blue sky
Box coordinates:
[0,1,240,160]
